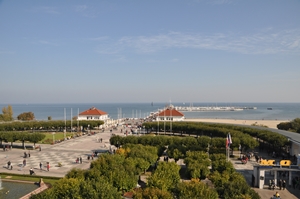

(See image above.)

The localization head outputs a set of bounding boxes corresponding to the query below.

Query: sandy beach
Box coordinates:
[184,119,289,129]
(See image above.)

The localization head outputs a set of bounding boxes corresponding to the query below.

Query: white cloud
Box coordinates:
[33,6,59,15]
[73,4,97,18]
[95,29,300,55]
[74,5,88,12]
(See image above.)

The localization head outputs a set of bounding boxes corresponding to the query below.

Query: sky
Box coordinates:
[1,0,300,104]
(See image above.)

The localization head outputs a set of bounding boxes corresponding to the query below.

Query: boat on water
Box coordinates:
[267,108,273,110]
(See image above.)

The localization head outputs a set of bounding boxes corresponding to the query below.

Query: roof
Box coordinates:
[79,107,107,116]
[158,108,184,117]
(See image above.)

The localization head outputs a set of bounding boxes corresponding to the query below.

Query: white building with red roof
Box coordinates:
[77,107,109,121]
[156,106,185,121]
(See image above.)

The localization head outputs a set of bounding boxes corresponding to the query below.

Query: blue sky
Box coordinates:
[1,0,300,104]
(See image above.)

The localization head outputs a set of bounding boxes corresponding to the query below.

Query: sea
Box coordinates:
[1,102,300,121]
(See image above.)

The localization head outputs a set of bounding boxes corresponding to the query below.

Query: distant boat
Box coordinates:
[151,102,153,106]
[267,108,273,110]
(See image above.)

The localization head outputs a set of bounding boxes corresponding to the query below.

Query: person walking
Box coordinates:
[283,180,286,190]
[46,162,50,171]
[39,162,43,170]
[79,156,82,164]
[23,159,26,167]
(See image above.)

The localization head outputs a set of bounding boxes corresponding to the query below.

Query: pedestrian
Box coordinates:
[29,168,35,175]
[46,162,50,171]
[283,180,286,190]
[79,156,82,164]
[39,145,42,151]
[7,161,11,169]
[278,179,282,190]
[40,162,43,170]
[23,159,26,167]
[76,158,79,164]
[24,152,27,158]
[28,151,30,158]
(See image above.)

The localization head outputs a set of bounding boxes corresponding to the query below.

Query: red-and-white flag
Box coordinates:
[226,133,232,148]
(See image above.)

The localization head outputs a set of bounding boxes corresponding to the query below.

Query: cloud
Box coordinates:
[33,6,59,15]
[73,4,97,18]
[74,5,88,12]
[95,29,300,55]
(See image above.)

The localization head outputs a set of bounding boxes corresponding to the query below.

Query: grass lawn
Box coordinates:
[0,174,60,185]
[39,132,75,144]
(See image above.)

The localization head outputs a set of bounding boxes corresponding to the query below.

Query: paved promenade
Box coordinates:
[0,129,121,177]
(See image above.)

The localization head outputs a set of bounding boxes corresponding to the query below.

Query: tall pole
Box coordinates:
[77,108,79,134]
[170,100,172,134]
[164,105,166,135]
[157,109,159,135]
[71,108,73,138]
[64,108,66,140]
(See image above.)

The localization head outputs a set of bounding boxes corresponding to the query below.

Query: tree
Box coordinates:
[147,161,180,191]
[175,179,218,199]
[17,112,35,121]
[0,105,13,121]
[27,133,46,146]
[291,118,300,133]
[134,187,173,199]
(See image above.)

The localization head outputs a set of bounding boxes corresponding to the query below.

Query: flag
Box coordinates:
[226,133,232,148]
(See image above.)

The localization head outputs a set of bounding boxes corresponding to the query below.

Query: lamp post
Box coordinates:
[52,132,55,144]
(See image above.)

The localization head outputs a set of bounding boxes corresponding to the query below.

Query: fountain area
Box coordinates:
[0,177,43,199]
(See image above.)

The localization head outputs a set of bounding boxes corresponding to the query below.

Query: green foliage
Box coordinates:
[277,118,300,133]
[147,161,180,191]
[0,105,13,121]
[134,187,173,199]
[17,112,35,121]
[175,180,218,199]
[184,151,211,179]
[291,118,300,133]
[0,120,104,131]
[125,144,158,166]
[209,154,260,199]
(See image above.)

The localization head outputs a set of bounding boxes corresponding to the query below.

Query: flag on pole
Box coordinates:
[226,133,232,148]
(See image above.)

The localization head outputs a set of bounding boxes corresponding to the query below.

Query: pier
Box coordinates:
[174,106,257,112]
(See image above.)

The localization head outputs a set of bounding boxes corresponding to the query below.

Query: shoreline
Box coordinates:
[184,118,289,129]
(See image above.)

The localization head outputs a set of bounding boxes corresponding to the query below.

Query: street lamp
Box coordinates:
[52,132,55,144]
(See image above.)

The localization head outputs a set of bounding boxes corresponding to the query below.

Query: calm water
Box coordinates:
[0,181,38,199]
[1,103,300,121]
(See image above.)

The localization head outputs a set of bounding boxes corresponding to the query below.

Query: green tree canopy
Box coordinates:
[17,112,35,121]
[147,161,180,191]
[0,105,13,121]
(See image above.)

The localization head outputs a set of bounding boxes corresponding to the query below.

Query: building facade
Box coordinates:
[156,106,185,121]
[77,107,109,121]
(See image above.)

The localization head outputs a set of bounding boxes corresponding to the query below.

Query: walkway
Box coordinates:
[0,128,122,177]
